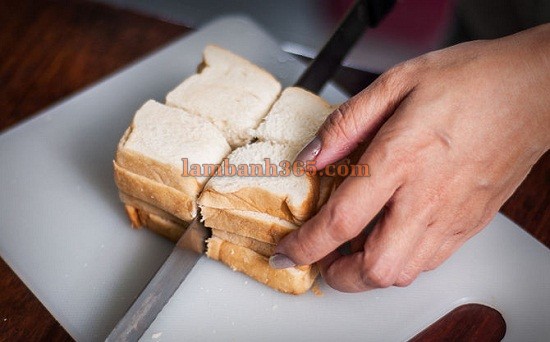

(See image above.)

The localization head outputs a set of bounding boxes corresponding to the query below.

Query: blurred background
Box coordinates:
[91,0,550,73]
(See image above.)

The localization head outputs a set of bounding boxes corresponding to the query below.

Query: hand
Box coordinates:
[269,24,550,292]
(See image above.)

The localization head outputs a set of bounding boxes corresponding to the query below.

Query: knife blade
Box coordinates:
[106,1,396,340]
[105,219,208,342]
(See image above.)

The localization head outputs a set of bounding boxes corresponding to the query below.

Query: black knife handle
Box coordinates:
[294,0,396,93]
[367,0,398,27]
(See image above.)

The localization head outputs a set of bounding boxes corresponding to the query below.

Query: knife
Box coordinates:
[295,0,396,93]
[106,219,208,341]
[106,1,395,340]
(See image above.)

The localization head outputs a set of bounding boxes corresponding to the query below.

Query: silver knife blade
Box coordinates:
[105,218,208,341]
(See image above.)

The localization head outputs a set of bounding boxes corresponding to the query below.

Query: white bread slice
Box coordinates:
[253,87,340,215]
[114,162,197,221]
[201,207,297,245]
[198,141,319,224]
[122,206,315,294]
[114,100,231,221]
[121,205,275,257]
[127,205,187,242]
[166,45,281,148]
[119,192,188,228]
[211,229,275,257]
[254,87,336,148]
[206,237,318,295]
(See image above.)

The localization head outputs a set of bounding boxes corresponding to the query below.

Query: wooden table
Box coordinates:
[0,0,547,340]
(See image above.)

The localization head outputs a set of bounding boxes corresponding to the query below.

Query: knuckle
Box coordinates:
[292,240,316,265]
[368,137,413,181]
[410,53,432,69]
[424,259,442,271]
[453,229,467,237]
[290,227,323,264]
[323,202,358,243]
[319,104,358,150]
[382,62,408,82]
[381,58,419,85]
[360,263,396,288]
[395,270,419,287]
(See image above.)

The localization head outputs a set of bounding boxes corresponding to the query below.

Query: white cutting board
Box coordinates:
[0,16,549,342]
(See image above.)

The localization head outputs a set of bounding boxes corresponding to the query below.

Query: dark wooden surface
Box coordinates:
[0,0,547,341]
[410,304,507,342]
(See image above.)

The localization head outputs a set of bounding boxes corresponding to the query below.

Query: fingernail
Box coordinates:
[294,136,322,163]
[269,253,296,269]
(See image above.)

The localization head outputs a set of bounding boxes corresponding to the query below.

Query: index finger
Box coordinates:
[271,150,402,267]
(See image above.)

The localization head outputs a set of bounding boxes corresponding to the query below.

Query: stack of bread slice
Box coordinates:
[113,45,337,294]
[114,45,280,240]
[200,87,336,294]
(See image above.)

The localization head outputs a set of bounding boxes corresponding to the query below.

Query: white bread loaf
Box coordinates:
[114,46,340,294]
[114,100,231,221]
[166,45,281,148]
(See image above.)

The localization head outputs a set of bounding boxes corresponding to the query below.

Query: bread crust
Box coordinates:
[206,237,318,295]
[202,45,281,86]
[139,210,187,242]
[116,145,202,198]
[212,229,275,257]
[199,173,319,225]
[124,205,142,228]
[121,203,319,294]
[121,205,277,258]
[121,204,186,242]
[119,192,188,225]
[114,161,197,221]
[201,206,297,244]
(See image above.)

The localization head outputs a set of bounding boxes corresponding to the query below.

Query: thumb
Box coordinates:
[295,65,416,169]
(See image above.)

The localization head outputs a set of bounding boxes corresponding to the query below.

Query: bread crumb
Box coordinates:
[311,282,324,297]
[152,332,162,339]
[3,318,6,322]
[272,304,278,311]
[244,281,248,285]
